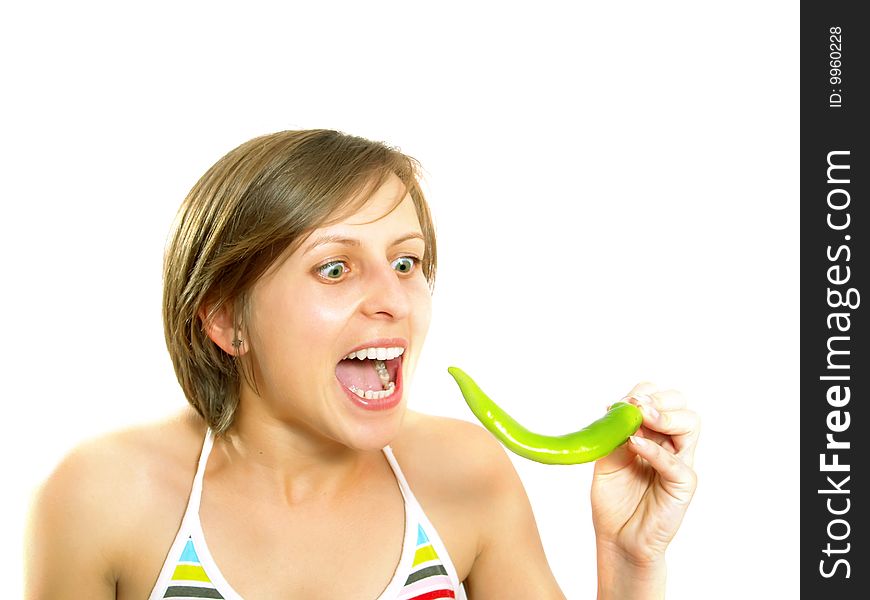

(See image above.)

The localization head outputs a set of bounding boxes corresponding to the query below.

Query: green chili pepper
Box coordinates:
[447,366,643,465]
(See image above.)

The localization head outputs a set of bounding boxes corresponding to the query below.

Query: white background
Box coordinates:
[2,2,798,598]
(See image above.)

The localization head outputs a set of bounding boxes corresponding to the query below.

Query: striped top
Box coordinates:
[147,429,462,599]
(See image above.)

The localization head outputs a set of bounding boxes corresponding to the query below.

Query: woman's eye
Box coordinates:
[317,260,349,280]
[392,256,418,274]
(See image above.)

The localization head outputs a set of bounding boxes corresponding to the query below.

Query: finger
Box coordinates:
[626,388,687,412]
[634,425,677,454]
[636,406,700,437]
[625,381,660,399]
[632,404,701,466]
[622,384,699,465]
[595,425,676,475]
[605,398,678,457]
[657,409,701,466]
[603,402,675,451]
[627,435,698,503]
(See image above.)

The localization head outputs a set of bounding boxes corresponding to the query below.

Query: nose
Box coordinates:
[359,261,412,321]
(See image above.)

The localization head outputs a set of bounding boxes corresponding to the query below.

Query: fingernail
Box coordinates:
[630,435,646,447]
[631,393,652,406]
[640,402,660,421]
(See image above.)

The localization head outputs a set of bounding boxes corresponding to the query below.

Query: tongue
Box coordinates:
[335,359,384,392]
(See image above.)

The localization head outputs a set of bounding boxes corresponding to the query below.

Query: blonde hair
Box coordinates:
[162,129,437,434]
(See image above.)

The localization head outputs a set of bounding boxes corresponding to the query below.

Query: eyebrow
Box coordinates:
[303,232,425,255]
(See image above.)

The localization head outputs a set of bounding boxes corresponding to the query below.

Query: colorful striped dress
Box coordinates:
[147,429,463,599]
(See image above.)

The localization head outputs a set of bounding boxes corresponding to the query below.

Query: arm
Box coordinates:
[462,425,566,599]
[596,543,667,600]
[592,383,700,600]
[24,443,120,599]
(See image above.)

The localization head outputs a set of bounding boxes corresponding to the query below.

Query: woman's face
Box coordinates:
[243,174,432,450]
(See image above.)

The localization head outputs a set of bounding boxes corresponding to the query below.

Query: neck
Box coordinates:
[210,397,383,506]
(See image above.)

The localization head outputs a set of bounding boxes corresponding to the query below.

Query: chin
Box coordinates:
[342,403,407,451]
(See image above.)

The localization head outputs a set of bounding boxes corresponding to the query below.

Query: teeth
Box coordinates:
[349,381,396,401]
[343,346,405,361]
[340,347,402,395]
[374,359,390,388]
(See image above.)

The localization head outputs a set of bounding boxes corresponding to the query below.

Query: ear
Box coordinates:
[198,300,248,356]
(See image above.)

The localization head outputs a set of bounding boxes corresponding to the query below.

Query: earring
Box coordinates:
[232,335,244,349]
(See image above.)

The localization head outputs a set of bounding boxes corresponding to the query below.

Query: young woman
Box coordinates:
[25,129,700,599]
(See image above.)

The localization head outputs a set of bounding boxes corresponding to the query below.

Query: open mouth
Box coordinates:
[334,345,404,407]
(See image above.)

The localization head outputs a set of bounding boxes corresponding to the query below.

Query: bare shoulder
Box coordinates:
[35,407,205,508]
[390,410,524,577]
[391,411,563,596]
[25,409,206,598]
[392,410,516,495]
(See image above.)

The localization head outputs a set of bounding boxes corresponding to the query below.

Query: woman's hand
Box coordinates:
[591,382,700,598]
